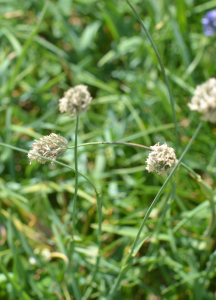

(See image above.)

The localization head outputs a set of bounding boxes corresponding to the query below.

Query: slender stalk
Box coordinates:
[68,141,151,151]
[180,162,215,237]
[71,115,79,253]
[108,121,203,299]
[126,0,179,150]
[67,116,81,299]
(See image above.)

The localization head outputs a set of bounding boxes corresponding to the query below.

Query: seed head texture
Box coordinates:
[146,143,177,176]
[59,85,92,118]
[188,78,216,123]
[28,133,68,165]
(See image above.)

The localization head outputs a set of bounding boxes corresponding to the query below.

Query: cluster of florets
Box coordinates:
[28,133,68,165]
[27,75,215,175]
[188,78,216,123]
[202,10,216,36]
[146,143,177,176]
[28,85,93,165]
[59,85,92,118]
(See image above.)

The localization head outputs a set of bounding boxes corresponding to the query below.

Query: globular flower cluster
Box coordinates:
[146,143,177,176]
[59,85,92,118]
[188,78,216,123]
[201,10,216,36]
[28,133,68,165]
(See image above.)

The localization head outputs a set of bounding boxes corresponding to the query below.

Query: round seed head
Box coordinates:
[146,143,177,176]
[59,85,92,118]
[28,133,68,165]
[188,78,216,123]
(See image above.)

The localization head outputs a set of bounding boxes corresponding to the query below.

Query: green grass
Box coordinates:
[1,0,216,299]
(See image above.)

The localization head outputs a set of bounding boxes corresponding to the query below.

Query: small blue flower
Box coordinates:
[202,9,216,36]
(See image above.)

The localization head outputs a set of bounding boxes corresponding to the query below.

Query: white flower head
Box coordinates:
[188,78,216,123]
[146,143,177,176]
[59,85,92,118]
[28,133,68,165]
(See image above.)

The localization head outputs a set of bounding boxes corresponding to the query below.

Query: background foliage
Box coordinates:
[1,0,216,299]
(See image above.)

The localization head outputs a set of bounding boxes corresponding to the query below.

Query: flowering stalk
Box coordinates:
[71,115,79,256]
[108,121,203,299]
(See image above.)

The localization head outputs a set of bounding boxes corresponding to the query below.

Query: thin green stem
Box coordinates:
[108,121,203,299]
[126,0,179,151]
[68,141,151,151]
[180,162,215,237]
[67,115,81,299]
[71,115,79,253]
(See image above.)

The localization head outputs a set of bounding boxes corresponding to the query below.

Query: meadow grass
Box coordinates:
[1,0,216,299]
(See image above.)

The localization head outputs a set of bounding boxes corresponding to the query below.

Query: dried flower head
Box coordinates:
[202,10,216,36]
[146,143,177,176]
[28,133,68,165]
[59,85,92,118]
[188,78,216,123]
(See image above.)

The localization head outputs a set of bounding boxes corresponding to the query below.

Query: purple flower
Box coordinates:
[202,9,216,36]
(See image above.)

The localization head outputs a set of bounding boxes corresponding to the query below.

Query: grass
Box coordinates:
[1,0,216,299]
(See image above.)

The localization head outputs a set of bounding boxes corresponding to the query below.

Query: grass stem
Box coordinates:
[71,115,79,254]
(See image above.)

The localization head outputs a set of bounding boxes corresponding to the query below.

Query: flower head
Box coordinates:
[146,143,177,176]
[188,78,216,123]
[59,85,92,118]
[202,10,216,36]
[28,133,68,165]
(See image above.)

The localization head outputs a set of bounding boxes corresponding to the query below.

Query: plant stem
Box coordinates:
[65,116,81,299]
[68,141,151,151]
[71,115,79,254]
[126,0,179,151]
[180,162,215,237]
[108,121,203,299]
